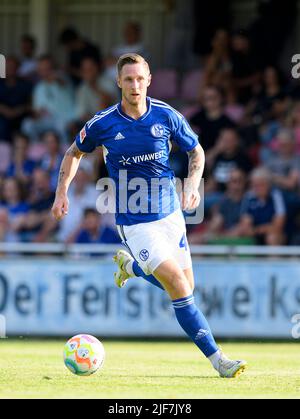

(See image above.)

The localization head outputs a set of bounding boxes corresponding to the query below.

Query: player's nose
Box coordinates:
[131,79,139,89]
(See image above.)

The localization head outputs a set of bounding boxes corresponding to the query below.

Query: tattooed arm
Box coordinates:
[182,144,205,211]
[51,142,86,220]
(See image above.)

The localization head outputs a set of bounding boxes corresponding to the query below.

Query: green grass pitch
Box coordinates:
[0,339,300,399]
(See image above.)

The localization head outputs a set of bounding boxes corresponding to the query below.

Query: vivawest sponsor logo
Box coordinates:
[119,151,165,166]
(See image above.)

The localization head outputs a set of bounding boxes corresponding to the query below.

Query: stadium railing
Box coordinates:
[0,243,300,257]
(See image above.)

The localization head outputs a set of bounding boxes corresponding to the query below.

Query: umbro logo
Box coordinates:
[115,132,125,140]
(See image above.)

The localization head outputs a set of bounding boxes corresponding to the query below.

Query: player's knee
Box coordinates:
[162,269,186,288]
[183,268,195,292]
[154,260,191,298]
[167,274,191,297]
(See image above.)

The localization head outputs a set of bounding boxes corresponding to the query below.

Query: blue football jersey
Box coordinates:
[75,97,199,225]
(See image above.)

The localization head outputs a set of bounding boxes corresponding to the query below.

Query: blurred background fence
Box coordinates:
[0,245,299,339]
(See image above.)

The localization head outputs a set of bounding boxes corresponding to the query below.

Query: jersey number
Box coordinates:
[179,234,188,251]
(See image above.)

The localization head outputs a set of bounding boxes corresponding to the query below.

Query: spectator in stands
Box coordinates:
[164,0,197,72]
[207,128,252,191]
[259,94,290,163]
[265,129,300,194]
[286,101,300,154]
[113,21,148,59]
[189,169,247,244]
[59,27,103,86]
[19,168,57,242]
[224,86,245,124]
[28,168,56,211]
[74,208,120,244]
[18,34,38,82]
[104,21,149,85]
[75,57,117,125]
[1,177,30,241]
[40,131,64,192]
[238,167,286,245]
[201,29,232,95]
[57,159,99,243]
[264,128,300,242]
[199,177,222,214]
[209,169,247,237]
[191,105,241,210]
[189,86,236,152]
[0,56,32,141]
[6,132,36,185]
[22,55,75,142]
[0,208,14,242]
[0,175,4,202]
[250,66,286,121]
[230,30,261,104]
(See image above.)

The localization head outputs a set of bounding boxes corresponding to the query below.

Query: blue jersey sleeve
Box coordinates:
[75,117,102,153]
[169,110,199,152]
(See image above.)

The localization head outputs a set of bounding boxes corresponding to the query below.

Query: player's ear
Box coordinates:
[117,75,122,89]
[147,73,152,87]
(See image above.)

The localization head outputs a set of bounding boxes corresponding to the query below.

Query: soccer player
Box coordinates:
[52,53,247,378]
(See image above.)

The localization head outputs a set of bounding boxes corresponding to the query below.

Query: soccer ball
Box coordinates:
[63,334,105,376]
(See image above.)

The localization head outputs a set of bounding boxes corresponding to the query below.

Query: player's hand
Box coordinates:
[51,194,69,221]
[182,188,201,211]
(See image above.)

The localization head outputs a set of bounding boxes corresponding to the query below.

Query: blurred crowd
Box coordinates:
[184,26,300,247]
[1,16,300,246]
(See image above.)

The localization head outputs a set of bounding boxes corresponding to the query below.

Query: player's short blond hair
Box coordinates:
[117,53,150,76]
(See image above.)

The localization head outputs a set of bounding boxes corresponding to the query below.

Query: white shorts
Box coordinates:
[117,209,192,275]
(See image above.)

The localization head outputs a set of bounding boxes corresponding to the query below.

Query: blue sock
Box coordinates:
[172,295,219,357]
[132,261,164,290]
